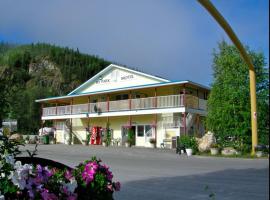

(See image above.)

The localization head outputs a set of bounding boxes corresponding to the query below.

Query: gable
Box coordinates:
[69,64,169,95]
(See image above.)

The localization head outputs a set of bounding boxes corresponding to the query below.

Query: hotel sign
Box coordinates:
[96,71,135,84]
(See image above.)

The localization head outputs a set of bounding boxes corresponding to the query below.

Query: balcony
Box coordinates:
[42,94,207,117]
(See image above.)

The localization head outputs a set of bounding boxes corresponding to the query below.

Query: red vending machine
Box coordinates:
[91,127,97,145]
[90,126,101,145]
[96,127,101,145]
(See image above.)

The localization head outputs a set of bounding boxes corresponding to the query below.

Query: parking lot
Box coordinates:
[20,144,269,200]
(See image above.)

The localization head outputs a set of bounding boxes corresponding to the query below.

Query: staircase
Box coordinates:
[65,120,84,144]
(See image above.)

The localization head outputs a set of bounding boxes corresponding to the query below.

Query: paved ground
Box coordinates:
[20,144,269,200]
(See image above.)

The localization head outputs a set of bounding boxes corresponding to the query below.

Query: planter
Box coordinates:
[149,143,155,148]
[210,148,219,155]
[43,135,49,144]
[256,151,263,157]
[15,157,72,170]
[125,142,129,147]
[186,148,193,156]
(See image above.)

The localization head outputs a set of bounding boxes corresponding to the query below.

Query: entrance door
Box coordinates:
[121,126,136,146]
[136,125,153,147]
[145,125,153,147]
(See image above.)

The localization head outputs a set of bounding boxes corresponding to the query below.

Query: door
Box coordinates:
[145,125,153,147]
[121,126,136,146]
[135,125,153,147]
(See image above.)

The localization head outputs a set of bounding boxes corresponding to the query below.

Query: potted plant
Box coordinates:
[102,138,107,147]
[127,128,135,147]
[179,135,198,156]
[83,133,90,146]
[210,143,219,155]
[149,138,156,148]
[255,145,264,157]
[25,135,30,144]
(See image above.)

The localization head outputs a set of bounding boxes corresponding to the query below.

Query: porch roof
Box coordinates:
[35,80,210,103]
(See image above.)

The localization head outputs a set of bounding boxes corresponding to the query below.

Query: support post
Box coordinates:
[107,94,110,112]
[154,114,157,143]
[183,112,187,135]
[129,91,132,110]
[88,96,91,114]
[183,86,186,107]
[70,99,73,115]
[154,88,157,108]
[55,102,58,115]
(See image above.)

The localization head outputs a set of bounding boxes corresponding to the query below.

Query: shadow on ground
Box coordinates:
[114,168,269,200]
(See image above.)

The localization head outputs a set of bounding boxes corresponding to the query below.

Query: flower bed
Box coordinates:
[0,135,120,199]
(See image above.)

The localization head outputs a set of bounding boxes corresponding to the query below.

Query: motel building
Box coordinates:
[36,64,209,148]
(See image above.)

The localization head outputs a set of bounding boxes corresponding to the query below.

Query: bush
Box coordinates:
[127,128,135,146]
[179,135,198,153]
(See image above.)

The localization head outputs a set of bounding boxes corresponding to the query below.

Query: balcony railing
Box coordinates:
[42,94,207,117]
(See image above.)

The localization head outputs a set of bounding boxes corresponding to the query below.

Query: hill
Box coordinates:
[0,42,111,134]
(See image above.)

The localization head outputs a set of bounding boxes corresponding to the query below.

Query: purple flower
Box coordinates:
[102,164,113,181]
[41,189,58,200]
[67,193,77,200]
[114,182,121,191]
[36,165,53,182]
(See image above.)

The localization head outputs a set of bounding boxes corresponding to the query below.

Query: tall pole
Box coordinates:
[198,0,258,155]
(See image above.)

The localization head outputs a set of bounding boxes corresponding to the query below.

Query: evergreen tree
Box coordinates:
[0,42,110,133]
[206,41,269,152]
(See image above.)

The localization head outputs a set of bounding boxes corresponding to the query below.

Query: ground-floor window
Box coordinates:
[55,121,65,130]
[137,125,144,137]
[136,125,153,137]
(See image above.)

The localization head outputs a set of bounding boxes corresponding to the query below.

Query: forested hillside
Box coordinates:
[0,42,110,134]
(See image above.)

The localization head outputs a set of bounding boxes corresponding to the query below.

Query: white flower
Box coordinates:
[14,161,22,169]
[0,161,3,169]
[0,191,5,200]
[8,163,33,190]
[62,178,78,193]
[1,173,5,178]
[4,154,15,166]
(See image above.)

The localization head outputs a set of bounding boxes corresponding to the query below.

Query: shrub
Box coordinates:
[127,128,135,146]
[149,138,156,144]
[179,135,198,153]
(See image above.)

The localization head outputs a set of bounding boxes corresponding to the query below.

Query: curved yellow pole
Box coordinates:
[197,0,258,155]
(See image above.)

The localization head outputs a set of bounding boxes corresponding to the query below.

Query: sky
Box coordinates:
[0,0,268,86]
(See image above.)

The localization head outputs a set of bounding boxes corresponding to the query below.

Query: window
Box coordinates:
[137,125,144,137]
[55,121,65,130]
[145,125,152,137]
[116,94,129,100]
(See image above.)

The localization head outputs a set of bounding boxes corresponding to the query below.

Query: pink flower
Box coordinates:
[65,170,73,180]
[107,184,113,192]
[82,161,98,184]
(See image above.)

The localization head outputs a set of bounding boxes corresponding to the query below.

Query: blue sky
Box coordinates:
[0,0,268,86]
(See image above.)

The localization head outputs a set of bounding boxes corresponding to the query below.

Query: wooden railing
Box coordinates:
[42,94,206,117]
